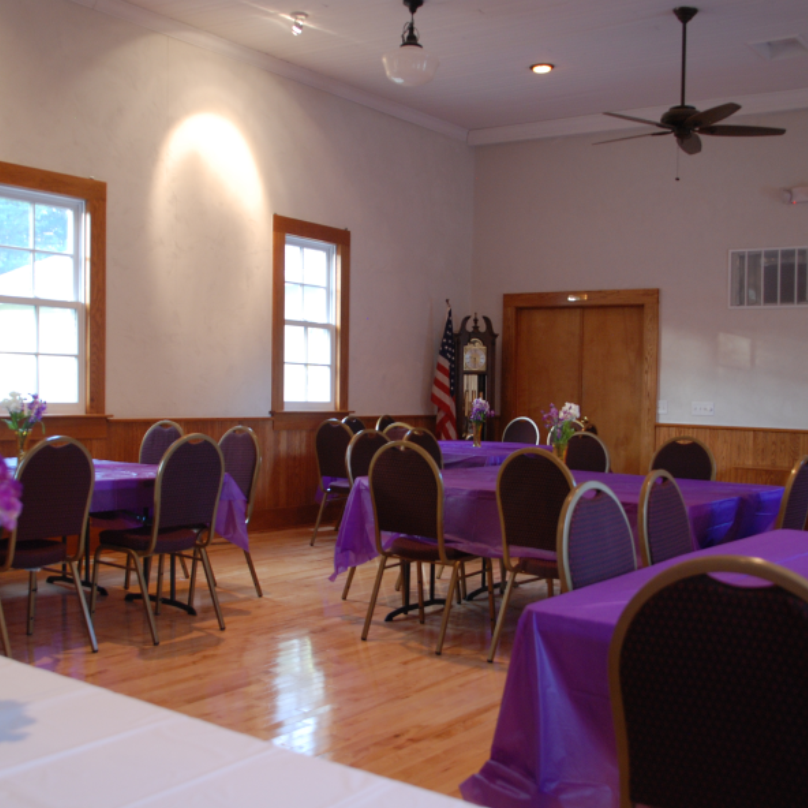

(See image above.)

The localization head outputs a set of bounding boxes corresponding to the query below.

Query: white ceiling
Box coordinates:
[76,0,808,143]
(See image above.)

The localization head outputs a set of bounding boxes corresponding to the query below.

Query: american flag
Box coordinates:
[431,308,457,440]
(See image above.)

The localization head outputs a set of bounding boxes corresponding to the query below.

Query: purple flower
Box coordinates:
[0,457,22,531]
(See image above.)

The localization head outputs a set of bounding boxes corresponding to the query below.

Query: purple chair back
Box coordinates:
[777,456,808,531]
[651,436,715,481]
[565,432,610,472]
[342,416,365,434]
[376,415,396,432]
[369,442,442,545]
[219,426,260,524]
[501,417,541,445]
[382,422,411,441]
[315,419,353,481]
[497,449,574,565]
[611,556,808,808]
[346,430,389,486]
[8,437,94,560]
[155,435,223,535]
[560,481,636,591]
[639,470,692,565]
[404,428,443,469]
[140,420,184,465]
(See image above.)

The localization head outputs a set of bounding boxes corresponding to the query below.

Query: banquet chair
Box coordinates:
[0,436,98,655]
[650,435,716,481]
[501,416,541,445]
[564,431,611,472]
[217,425,263,596]
[774,455,808,530]
[91,434,225,645]
[638,469,693,566]
[404,428,443,469]
[488,448,574,662]
[342,415,365,435]
[140,420,184,464]
[382,421,412,441]
[609,555,808,808]
[340,429,390,600]
[376,414,396,432]
[558,480,636,592]
[362,441,495,655]
[311,419,354,546]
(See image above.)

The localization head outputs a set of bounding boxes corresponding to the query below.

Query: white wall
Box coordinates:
[471,111,808,429]
[0,0,474,417]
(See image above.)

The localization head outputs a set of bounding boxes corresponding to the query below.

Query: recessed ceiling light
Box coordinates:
[530,63,554,75]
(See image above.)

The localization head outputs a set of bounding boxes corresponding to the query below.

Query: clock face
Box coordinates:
[464,342,487,372]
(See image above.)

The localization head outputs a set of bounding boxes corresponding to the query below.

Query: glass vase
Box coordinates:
[472,421,483,448]
[552,442,567,462]
[16,429,32,463]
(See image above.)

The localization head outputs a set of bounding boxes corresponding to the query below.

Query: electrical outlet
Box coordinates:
[691,401,715,416]
[657,400,668,415]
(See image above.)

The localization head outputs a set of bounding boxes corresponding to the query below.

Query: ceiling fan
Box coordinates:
[596,7,786,155]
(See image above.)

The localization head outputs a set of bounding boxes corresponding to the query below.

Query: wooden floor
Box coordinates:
[0,527,554,799]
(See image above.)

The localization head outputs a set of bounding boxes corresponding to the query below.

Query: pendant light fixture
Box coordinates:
[382,0,439,87]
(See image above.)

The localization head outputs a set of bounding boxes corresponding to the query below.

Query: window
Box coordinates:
[0,162,106,414]
[729,247,808,308]
[272,215,349,412]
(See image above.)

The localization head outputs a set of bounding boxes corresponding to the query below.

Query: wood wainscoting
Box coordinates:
[1,413,435,530]
[655,424,808,486]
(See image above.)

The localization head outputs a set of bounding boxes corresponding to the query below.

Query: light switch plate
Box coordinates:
[691,401,715,416]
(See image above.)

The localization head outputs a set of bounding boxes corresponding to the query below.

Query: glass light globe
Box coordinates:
[382,44,439,87]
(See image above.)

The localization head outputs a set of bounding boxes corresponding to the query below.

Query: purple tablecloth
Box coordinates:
[330,467,782,580]
[7,457,250,552]
[439,441,547,469]
[460,528,808,808]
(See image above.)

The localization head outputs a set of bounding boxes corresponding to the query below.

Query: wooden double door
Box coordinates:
[502,290,659,475]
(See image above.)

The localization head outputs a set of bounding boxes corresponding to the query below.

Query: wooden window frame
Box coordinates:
[271,215,350,414]
[0,161,106,414]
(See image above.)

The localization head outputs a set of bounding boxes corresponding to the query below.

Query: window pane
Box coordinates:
[40,307,77,354]
[285,244,303,282]
[303,285,327,323]
[0,248,33,296]
[307,365,331,403]
[0,303,37,352]
[285,282,303,321]
[0,198,31,248]
[730,252,745,307]
[763,250,779,305]
[34,253,74,301]
[284,325,306,363]
[284,363,306,402]
[35,205,73,253]
[307,327,331,365]
[39,355,78,403]
[303,248,327,287]
[0,353,36,399]
[746,251,761,305]
[780,249,796,304]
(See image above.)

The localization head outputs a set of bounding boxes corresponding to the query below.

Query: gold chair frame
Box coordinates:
[565,431,611,472]
[501,416,542,445]
[311,419,354,547]
[488,447,574,662]
[650,435,717,481]
[608,555,808,808]
[775,455,808,530]
[637,469,691,567]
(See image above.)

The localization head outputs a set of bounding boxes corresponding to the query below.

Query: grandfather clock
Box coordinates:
[453,313,498,440]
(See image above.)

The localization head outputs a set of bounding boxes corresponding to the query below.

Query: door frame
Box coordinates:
[502,288,659,471]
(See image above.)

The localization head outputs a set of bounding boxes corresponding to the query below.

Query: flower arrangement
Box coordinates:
[469,398,495,424]
[2,392,47,461]
[0,456,22,531]
[542,401,580,450]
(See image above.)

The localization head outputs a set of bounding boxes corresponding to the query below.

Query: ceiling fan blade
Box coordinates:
[697,124,787,137]
[685,102,741,128]
[593,132,671,146]
[677,132,702,155]
[603,112,673,130]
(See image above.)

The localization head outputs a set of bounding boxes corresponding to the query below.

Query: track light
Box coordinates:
[291,12,307,36]
[382,0,439,87]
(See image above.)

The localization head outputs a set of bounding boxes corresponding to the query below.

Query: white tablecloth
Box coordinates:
[0,657,464,807]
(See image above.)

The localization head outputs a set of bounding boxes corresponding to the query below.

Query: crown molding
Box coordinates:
[68,0,469,143]
[467,87,808,147]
